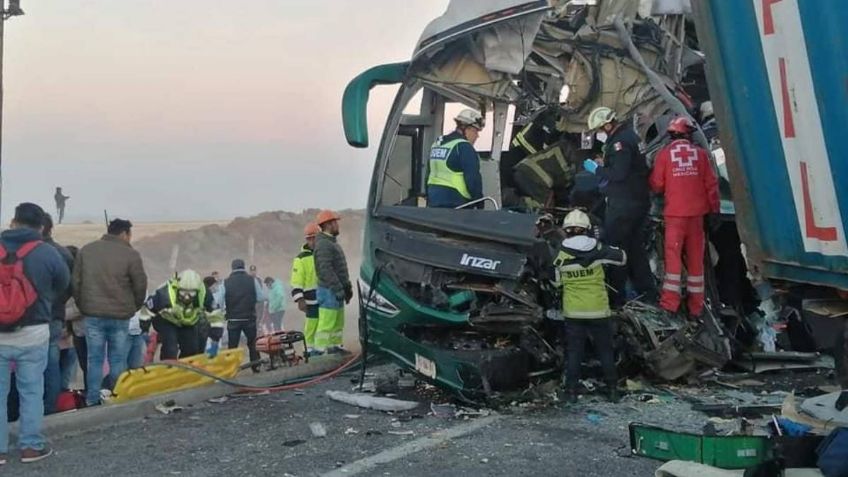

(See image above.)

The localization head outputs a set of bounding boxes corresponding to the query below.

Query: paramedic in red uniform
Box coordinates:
[649,117,719,318]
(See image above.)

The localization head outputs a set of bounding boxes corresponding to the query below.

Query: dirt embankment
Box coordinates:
[132,209,365,288]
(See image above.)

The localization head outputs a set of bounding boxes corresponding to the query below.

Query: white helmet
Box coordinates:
[177,269,203,290]
[563,210,591,230]
[700,101,714,120]
[587,106,616,130]
[455,109,485,130]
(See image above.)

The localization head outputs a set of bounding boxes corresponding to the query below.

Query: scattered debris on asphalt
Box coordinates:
[155,400,183,415]
[387,430,414,436]
[326,390,419,412]
[309,422,327,438]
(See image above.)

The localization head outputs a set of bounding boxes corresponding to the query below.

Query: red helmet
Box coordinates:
[667,117,695,135]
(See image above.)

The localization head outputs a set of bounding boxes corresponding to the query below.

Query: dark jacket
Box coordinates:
[72,234,147,319]
[314,232,351,299]
[45,236,73,322]
[224,271,257,322]
[0,228,70,329]
[597,124,650,210]
[427,131,483,208]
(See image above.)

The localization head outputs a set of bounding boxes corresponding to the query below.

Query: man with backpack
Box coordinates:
[0,203,70,464]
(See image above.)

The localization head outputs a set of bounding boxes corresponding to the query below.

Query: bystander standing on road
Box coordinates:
[40,213,74,415]
[0,203,70,464]
[264,276,286,332]
[72,219,147,406]
[221,260,266,372]
[313,210,352,354]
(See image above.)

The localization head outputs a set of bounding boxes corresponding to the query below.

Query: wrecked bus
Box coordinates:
[343,0,848,400]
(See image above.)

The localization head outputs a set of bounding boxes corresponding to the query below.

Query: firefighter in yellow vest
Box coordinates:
[291,223,321,356]
[148,269,216,359]
[427,109,486,208]
[554,210,626,403]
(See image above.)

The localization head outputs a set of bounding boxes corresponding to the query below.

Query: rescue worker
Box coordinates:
[313,210,352,354]
[291,223,320,355]
[554,210,626,403]
[512,140,580,209]
[510,108,562,158]
[585,107,656,307]
[147,270,217,359]
[427,109,485,208]
[649,117,719,318]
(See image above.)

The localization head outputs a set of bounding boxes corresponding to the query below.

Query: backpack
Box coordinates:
[0,241,41,328]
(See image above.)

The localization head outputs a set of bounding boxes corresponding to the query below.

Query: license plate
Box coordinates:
[415,354,436,379]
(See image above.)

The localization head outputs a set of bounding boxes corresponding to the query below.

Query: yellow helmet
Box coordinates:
[587,106,616,130]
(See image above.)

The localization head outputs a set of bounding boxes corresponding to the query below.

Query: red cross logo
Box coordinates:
[670,143,697,168]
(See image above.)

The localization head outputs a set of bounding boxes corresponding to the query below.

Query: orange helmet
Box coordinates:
[316,209,341,225]
[304,222,321,237]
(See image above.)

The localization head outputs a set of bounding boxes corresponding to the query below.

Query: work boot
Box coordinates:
[606,381,620,403]
[562,386,578,404]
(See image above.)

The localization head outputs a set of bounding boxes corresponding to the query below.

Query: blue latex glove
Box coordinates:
[206,341,219,358]
[583,159,599,174]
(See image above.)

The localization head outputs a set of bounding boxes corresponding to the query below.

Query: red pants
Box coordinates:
[660,216,706,316]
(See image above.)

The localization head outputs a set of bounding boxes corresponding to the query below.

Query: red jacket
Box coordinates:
[649,139,720,217]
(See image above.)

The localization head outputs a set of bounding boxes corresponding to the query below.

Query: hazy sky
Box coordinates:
[2,0,449,222]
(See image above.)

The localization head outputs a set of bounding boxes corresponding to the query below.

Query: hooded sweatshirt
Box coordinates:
[553,235,626,319]
[0,228,70,344]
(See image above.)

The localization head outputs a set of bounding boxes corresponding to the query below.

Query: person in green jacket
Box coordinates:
[291,223,320,355]
[553,210,626,403]
[263,277,287,332]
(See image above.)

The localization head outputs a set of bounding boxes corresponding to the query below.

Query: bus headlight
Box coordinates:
[357,279,400,317]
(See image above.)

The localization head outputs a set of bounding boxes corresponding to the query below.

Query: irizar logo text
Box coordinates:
[460,253,501,271]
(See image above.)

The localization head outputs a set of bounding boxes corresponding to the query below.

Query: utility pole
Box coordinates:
[0,1,25,226]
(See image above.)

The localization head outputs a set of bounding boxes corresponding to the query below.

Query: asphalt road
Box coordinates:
[12,374,666,477]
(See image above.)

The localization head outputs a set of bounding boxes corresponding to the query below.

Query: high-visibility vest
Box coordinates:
[160,282,206,327]
[291,245,318,305]
[553,250,611,319]
[427,137,472,200]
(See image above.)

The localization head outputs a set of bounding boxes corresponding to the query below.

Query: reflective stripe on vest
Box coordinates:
[161,282,206,327]
[427,138,472,200]
[515,144,570,189]
[554,250,611,319]
[512,122,538,154]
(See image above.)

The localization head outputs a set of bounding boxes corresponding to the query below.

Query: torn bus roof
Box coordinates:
[409,0,700,136]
